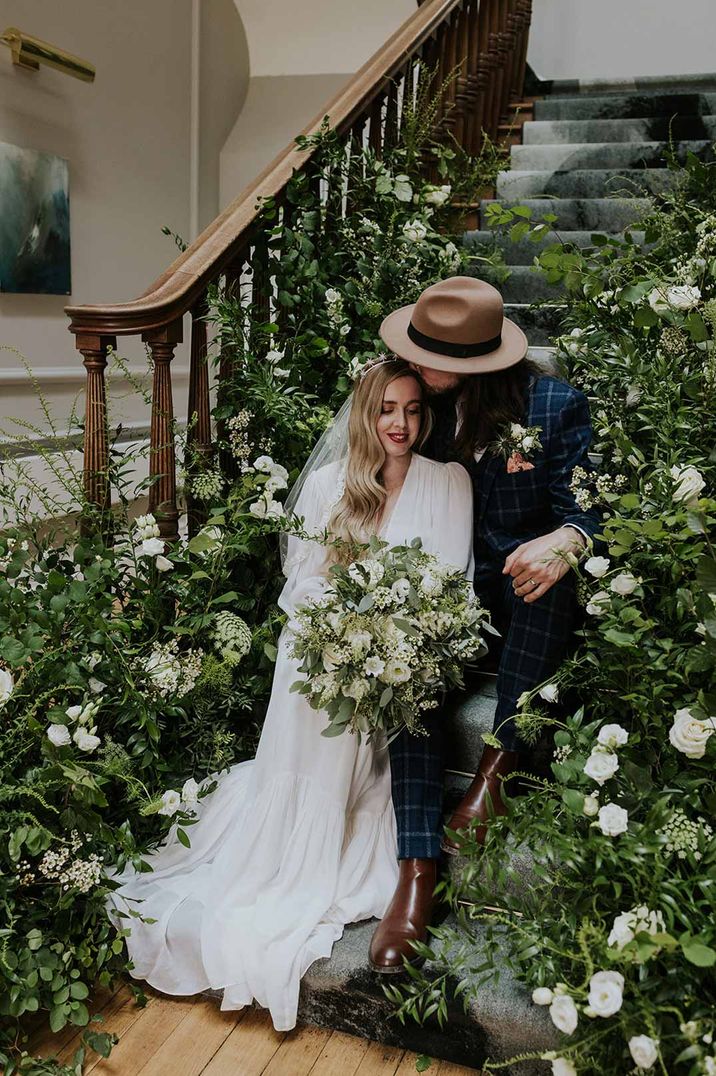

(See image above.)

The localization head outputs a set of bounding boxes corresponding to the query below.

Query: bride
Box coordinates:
[106,355,475,1032]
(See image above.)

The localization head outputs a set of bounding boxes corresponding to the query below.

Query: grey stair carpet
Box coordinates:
[465,228,646,264]
[497,167,674,199]
[542,71,716,97]
[533,90,716,121]
[479,196,651,230]
[511,139,713,170]
[523,113,716,143]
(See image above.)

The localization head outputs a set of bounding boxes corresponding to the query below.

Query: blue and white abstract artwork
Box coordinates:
[0,140,71,294]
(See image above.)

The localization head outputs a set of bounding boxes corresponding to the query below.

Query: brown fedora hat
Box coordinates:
[379,276,528,374]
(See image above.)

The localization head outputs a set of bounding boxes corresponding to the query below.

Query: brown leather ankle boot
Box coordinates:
[369,857,438,975]
[441,745,520,855]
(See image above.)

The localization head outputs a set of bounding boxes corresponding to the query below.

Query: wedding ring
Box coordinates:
[528,578,536,587]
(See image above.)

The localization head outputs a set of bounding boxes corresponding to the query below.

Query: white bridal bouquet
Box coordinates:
[289,535,493,743]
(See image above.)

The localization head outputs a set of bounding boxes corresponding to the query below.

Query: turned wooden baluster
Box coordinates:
[216,256,246,481]
[440,8,461,135]
[345,118,366,217]
[451,1,471,148]
[506,0,522,101]
[185,292,213,537]
[78,332,116,531]
[495,1,515,126]
[142,321,182,542]
[368,92,384,157]
[464,0,484,155]
[383,75,400,153]
[515,0,532,99]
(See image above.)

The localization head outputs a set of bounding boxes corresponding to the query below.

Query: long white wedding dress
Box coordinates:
[106,452,474,1031]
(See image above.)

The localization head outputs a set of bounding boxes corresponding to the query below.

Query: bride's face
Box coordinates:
[376,375,423,460]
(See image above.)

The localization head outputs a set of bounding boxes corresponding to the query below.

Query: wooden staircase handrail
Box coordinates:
[65,0,465,338]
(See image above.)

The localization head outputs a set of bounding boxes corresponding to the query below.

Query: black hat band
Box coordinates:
[407,321,502,359]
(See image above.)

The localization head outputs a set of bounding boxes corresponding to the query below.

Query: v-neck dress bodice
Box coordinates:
[106,451,474,1033]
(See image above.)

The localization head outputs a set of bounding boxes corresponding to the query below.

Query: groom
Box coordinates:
[368,276,602,973]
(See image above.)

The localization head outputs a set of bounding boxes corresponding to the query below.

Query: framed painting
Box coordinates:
[0,140,71,294]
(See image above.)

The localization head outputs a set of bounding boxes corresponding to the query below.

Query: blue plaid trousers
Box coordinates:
[387,565,580,859]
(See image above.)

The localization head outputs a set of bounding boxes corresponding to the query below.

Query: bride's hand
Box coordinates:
[503,527,586,604]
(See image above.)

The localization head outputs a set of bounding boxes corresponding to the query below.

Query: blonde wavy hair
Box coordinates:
[326,358,433,565]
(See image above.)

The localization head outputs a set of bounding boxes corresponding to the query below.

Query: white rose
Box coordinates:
[608,910,636,950]
[249,496,271,519]
[538,683,559,703]
[265,499,285,520]
[587,970,624,1017]
[584,555,610,578]
[391,578,411,602]
[253,455,276,473]
[532,987,554,1005]
[424,183,450,205]
[324,288,341,305]
[321,644,345,673]
[0,668,14,705]
[326,610,343,634]
[610,572,639,596]
[582,792,600,817]
[155,555,173,573]
[158,789,182,816]
[597,723,629,749]
[596,802,629,836]
[669,707,714,759]
[648,287,670,314]
[88,677,106,695]
[670,464,705,506]
[552,1060,577,1076]
[265,474,288,494]
[346,630,372,656]
[628,1034,659,1070]
[65,704,84,721]
[666,283,701,310]
[73,727,101,753]
[549,994,578,1035]
[626,384,642,408]
[345,678,370,702]
[364,655,385,678]
[139,537,164,558]
[47,724,72,747]
[181,777,200,806]
[586,590,611,617]
[402,219,427,243]
[510,422,526,438]
[380,658,411,685]
[583,749,619,785]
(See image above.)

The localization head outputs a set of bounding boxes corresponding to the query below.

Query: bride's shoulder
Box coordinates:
[415,454,471,487]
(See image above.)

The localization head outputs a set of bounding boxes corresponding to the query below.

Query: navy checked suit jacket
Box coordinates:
[471,374,603,563]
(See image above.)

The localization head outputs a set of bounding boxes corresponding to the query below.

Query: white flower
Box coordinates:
[158,789,182,816]
[88,677,106,695]
[266,349,285,366]
[0,669,13,705]
[346,630,372,657]
[321,643,344,672]
[596,802,629,836]
[324,287,341,305]
[549,994,578,1035]
[134,513,160,540]
[510,422,526,438]
[582,792,600,817]
[265,473,288,494]
[424,183,451,205]
[587,970,624,1017]
[391,578,411,602]
[364,655,385,677]
[402,219,428,243]
[47,724,71,747]
[139,537,164,558]
[610,572,639,596]
[667,283,701,309]
[583,749,619,785]
[670,464,705,506]
[538,683,559,703]
[669,707,714,759]
[344,678,371,702]
[586,590,610,617]
[73,727,101,753]
[155,555,173,573]
[380,658,412,685]
[249,495,273,519]
[253,455,276,473]
[532,987,554,1005]
[65,704,84,721]
[597,723,629,749]
[608,906,665,951]
[181,777,200,807]
[552,1060,577,1076]
[628,1035,659,1070]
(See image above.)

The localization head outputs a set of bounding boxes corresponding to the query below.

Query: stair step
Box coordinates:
[480,196,651,231]
[544,71,716,98]
[534,90,716,121]
[296,913,557,1072]
[464,228,645,265]
[497,167,674,199]
[467,263,566,304]
[510,138,714,170]
[503,303,566,346]
[523,113,716,144]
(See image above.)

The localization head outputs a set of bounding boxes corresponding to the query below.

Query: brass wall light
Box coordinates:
[1,26,95,83]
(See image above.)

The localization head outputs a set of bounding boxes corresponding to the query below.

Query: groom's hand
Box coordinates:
[503,527,586,604]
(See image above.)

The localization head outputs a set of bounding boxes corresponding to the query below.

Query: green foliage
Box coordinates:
[387,146,716,1074]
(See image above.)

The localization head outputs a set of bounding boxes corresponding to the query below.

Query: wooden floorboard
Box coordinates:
[24,983,482,1075]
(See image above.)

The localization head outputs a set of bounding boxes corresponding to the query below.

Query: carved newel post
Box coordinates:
[78,331,116,534]
[142,321,183,543]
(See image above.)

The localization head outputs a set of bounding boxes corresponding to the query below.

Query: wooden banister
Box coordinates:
[68,0,533,539]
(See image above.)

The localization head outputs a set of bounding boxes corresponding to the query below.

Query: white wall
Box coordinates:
[528,0,716,82]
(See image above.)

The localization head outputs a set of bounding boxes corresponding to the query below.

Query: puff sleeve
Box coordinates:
[437,462,475,584]
[276,470,333,619]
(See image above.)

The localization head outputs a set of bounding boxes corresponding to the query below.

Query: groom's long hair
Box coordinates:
[454,357,543,462]
[326,360,433,565]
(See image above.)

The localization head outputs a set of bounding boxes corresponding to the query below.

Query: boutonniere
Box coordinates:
[491,422,543,473]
